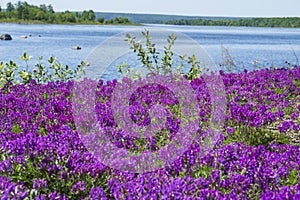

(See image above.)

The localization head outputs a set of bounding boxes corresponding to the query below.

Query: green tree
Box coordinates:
[61,10,76,23]
[16,1,25,19]
[81,10,88,21]
[97,16,104,23]
[75,12,81,18]
[105,17,131,24]
[35,10,46,21]
[80,10,95,22]
[47,4,54,13]
[39,4,47,12]
[88,9,95,21]
[6,2,15,12]
[0,7,5,19]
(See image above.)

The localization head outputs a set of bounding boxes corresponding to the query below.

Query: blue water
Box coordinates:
[1,23,300,80]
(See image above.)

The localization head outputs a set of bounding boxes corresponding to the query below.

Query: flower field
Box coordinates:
[1,66,300,199]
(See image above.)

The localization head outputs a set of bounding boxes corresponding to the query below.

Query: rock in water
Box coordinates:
[0,34,12,40]
[72,46,82,50]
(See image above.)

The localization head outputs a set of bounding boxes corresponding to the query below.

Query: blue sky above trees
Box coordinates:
[1,0,299,17]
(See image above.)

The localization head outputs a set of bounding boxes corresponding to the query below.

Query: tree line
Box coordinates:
[166,17,300,28]
[0,1,133,24]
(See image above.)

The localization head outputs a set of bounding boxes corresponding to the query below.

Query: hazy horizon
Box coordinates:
[1,0,299,18]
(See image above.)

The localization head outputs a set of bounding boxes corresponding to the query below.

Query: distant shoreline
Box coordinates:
[0,19,142,26]
[1,19,299,29]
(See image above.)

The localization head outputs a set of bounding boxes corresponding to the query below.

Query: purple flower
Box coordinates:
[226,127,235,135]
[278,120,294,133]
[89,187,108,200]
[71,181,86,193]
[33,178,48,189]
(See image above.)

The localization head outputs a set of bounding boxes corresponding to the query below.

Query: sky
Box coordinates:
[1,0,300,17]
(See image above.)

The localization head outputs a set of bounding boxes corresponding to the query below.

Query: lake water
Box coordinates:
[1,23,300,80]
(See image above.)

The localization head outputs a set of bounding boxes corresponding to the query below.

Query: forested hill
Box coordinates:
[165,17,300,28]
[94,12,300,28]
[94,12,242,24]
